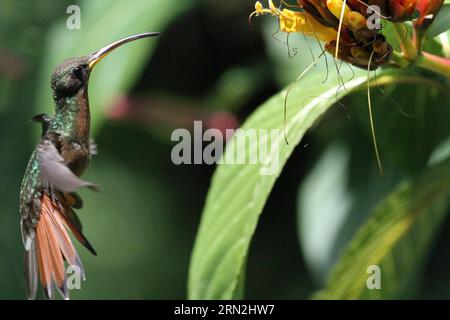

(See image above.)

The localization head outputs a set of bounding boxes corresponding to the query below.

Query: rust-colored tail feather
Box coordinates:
[60,204,97,256]
[36,213,56,299]
[25,194,94,299]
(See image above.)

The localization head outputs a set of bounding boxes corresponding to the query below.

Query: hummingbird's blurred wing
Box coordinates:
[37,140,98,192]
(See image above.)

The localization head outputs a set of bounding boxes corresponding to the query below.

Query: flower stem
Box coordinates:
[391,51,410,68]
[416,52,450,80]
[392,23,418,62]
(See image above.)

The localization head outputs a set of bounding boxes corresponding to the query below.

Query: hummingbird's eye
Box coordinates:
[72,66,84,81]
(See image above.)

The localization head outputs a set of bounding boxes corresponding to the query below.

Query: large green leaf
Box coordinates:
[187,67,410,299]
[315,158,450,299]
[35,0,194,133]
[188,62,447,299]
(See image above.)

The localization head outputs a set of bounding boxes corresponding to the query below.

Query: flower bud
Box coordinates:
[298,0,340,27]
[414,0,444,29]
[326,0,351,25]
[326,32,392,69]
[389,0,417,21]
[351,46,370,58]
[348,11,367,30]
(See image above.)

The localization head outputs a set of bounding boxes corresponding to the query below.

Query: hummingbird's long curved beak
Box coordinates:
[88,32,160,70]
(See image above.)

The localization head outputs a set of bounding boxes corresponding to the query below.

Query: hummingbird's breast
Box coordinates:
[57,135,91,177]
[49,88,92,176]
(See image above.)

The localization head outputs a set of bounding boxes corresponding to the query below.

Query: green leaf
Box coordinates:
[35,0,194,133]
[436,30,450,57]
[297,143,352,283]
[427,4,450,38]
[187,66,403,299]
[297,76,450,286]
[315,158,450,299]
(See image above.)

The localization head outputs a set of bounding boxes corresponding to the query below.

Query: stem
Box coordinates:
[392,23,418,62]
[391,51,410,68]
[412,29,424,54]
[416,52,450,80]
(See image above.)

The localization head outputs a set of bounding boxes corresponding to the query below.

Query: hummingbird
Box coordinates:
[19,32,159,300]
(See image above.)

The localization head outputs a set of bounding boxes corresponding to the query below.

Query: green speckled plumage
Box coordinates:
[50,96,84,134]
[19,150,41,233]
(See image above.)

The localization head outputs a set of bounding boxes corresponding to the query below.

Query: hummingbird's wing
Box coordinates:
[22,139,97,300]
[37,140,98,192]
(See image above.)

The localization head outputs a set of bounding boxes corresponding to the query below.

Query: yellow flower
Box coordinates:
[251,1,337,42]
[253,0,278,15]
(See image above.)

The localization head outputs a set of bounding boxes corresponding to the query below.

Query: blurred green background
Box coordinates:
[0,0,448,299]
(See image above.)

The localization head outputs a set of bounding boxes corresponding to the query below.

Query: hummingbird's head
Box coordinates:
[50,32,160,103]
[51,57,90,102]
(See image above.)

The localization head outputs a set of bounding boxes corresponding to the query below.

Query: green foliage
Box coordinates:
[316,158,450,299]
[189,37,450,300]
[428,4,450,38]
[189,70,450,299]
[297,75,450,283]
[1,0,449,300]
[188,68,403,299]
